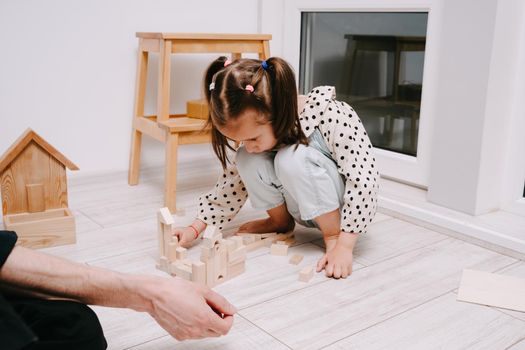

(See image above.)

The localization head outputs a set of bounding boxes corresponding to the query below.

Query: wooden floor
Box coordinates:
[8,145,525,349]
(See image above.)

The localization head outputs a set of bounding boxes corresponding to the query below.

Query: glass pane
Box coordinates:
[300,12,428,156]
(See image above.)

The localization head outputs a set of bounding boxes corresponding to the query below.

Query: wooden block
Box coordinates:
[228,236,244,249]
[3,208,76,249]
[217,243,228,282]
[171,261,192,280]
[289,254,304,265]
[228,245,247,265]
[200,246,214,263]
[226,261,246,279]
[260,232,277,238]
[299,266,314,282]
[284,238,296,246]
[186,99,209,120]
[270,243,288,256]
[225,239,237,253]
[203,225,220,239]
[157,222,165,257]
[276,241,286,245]
[457,269,525,312]
[242,235,256,245]
[175,247,187,260]
[167,242,178,261]
[245,238,271,252]
[158,207,174,225]
[26,183,45,213]
[274,232,294,242]
[158,256,169,271]
[191,261,206,284]
[181,259,193,266]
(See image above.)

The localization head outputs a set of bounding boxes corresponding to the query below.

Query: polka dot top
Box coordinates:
[197,86,379,234]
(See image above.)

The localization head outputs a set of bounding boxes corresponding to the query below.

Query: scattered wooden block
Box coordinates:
[299,266,314,282]
[175,247,187,260]
[289,254,303,265]
[270,243,288,256]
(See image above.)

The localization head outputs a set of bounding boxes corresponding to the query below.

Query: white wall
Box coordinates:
[0,0,259,177]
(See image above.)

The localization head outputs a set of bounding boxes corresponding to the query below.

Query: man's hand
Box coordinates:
[137,277,236,341]
[316,232,358,279]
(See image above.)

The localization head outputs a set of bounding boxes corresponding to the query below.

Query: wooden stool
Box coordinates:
[128,33,271,212]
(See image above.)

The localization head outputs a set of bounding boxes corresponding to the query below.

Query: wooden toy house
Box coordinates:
[0,128,79,248]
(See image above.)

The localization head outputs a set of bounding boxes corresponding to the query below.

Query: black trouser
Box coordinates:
[9,298,107,350]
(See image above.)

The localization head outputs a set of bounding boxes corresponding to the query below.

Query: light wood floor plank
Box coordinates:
[325,292,525,350]
[239,238,516,350]
[313,217,447,266]
[127,315,290,350]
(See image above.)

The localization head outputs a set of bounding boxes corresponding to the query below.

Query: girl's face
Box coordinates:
[217,108,277,153]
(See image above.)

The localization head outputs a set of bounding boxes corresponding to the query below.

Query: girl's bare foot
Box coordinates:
[237,217,294,234]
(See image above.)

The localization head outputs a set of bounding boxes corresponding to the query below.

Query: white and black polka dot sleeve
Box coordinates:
[318,99,379,234]
[196,160,248,230]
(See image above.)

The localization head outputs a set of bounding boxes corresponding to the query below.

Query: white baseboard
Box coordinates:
[378,179,525,260]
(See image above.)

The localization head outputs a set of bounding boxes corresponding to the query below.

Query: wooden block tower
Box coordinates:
[156,207,295,287]
[0,128,79,248]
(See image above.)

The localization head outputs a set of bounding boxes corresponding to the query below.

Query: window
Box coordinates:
[300,12,428,157]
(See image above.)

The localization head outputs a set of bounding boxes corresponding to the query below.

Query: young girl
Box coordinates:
[173,56,379,279]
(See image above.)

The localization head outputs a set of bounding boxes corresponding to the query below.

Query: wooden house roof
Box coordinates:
[0,128,79,173]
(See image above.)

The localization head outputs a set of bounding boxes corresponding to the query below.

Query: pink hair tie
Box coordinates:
[245,85,254,92]
[224,59,232,67]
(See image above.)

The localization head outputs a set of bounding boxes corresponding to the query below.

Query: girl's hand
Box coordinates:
[316,232,358,279]
[172,226,199,248]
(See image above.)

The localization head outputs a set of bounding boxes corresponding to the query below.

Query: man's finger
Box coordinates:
[206,313,234,335]
[205,289,237,316]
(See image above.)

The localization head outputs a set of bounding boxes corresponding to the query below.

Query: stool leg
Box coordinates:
[129,46,148,185]
[261,40,270,60]
[165,132,179,212]
[128,129,142,185]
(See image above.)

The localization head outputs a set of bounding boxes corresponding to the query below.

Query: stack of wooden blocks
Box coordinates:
[156,207,294,287]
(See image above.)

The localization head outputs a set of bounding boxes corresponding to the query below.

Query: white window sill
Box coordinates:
[378,178,525,260]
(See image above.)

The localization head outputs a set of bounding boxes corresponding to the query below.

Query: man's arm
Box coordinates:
[0,245,236,341]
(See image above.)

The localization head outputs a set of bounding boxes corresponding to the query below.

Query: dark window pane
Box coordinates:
[300,12,428,156]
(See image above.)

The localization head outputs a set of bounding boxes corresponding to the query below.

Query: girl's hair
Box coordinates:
[203,56,308,169]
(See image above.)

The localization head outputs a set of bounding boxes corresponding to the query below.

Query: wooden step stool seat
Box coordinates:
[128,33,271,212]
